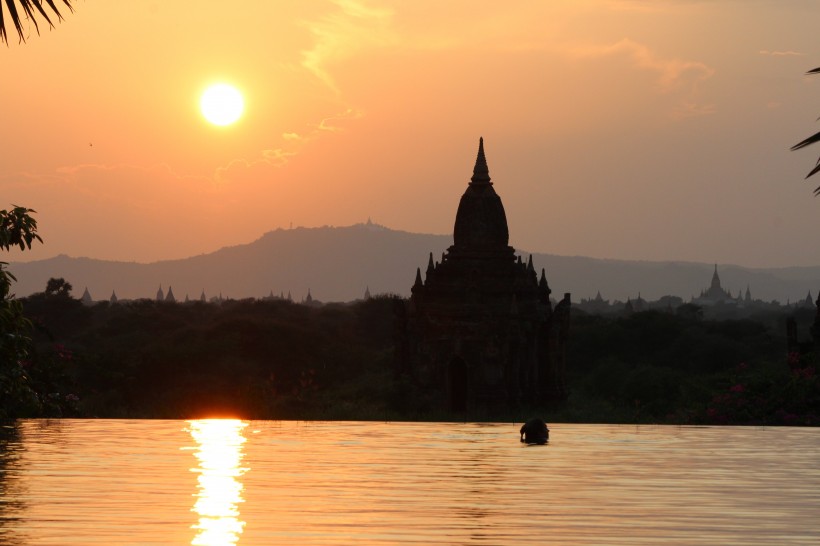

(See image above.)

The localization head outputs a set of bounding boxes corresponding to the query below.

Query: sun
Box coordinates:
[200,84,244,126]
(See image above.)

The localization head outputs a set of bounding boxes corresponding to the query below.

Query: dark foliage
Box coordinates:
[1,206,49,418]
[567,309,818,424]
[21,295,402,419]
[16,295,820,424]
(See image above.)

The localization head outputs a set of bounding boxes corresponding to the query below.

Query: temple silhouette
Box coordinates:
[396,138,570,411]
[692,264,740,306]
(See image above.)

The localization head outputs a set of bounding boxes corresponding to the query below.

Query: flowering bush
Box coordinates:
[702,357,818,425]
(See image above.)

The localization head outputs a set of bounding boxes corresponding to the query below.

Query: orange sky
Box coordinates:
[2,1,819,267]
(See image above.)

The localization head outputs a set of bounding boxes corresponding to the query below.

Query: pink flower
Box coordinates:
[54,343,73,360]
[730,384,745,394]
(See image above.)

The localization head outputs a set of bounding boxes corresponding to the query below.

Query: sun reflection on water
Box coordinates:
[188,419,248,546]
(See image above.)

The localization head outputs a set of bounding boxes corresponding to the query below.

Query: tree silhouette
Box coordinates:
[0,0,73,44]
[0,206,42,417]
[791,67,820,195]
[45,277,72,298]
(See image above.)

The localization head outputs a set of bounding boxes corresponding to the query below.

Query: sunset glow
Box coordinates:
[1,2,819,268]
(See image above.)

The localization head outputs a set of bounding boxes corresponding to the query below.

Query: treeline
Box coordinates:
[566,307,818,424]
[13,291,820,424]
[20,292,400,419]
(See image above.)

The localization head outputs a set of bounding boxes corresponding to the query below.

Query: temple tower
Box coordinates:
[400,138,569,412]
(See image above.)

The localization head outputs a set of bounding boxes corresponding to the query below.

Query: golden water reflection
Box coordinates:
[188,419,248,546]
[3,422,820,544]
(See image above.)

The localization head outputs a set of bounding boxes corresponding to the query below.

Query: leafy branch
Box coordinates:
[1,205,43,417]
[0,204,43,251]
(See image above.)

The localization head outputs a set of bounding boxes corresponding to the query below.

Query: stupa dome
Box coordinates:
[453,137,510,250]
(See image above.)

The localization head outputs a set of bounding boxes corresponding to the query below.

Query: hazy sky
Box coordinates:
[2,0,819,267]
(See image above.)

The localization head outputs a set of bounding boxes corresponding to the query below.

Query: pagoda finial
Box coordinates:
[470,136,491,185]
[711,264,721,289]
[412,267,424,291]
[539,268,551,295]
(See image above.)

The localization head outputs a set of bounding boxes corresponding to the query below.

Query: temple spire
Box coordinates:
[711,264,721,289]
[470,137,492,186]
[412,267,424,294]
[539,268,551,297]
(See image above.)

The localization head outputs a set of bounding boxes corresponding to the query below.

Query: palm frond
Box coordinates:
[808,156,820,184]
[793,66,820,187]
[791,130,820,152]
[1,0,73,45]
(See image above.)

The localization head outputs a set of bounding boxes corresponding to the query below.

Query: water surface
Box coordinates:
[1,420,818,545]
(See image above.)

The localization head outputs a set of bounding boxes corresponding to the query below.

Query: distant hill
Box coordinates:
[7,223,820,304]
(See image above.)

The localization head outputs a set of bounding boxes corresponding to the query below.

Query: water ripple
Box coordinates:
[0,421,818,545]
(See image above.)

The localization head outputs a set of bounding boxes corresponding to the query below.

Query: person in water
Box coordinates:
[520,418,549,444]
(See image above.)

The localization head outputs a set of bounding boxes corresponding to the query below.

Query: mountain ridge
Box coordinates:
[8,223,820,304]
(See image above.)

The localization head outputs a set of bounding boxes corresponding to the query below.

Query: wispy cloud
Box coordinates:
[301,0,396,93]
[0,163,226,261]
[572,38,714,92]
[217,1,391,183]
[214,108,363,184]
[759,50,802,57]
[671,101,717,120]
[48,163,212,210]
[570,38,715,118]
[602,0,669,13]
[317,107,364,132]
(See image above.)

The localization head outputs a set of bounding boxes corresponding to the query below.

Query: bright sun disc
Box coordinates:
[200,84,244,126]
